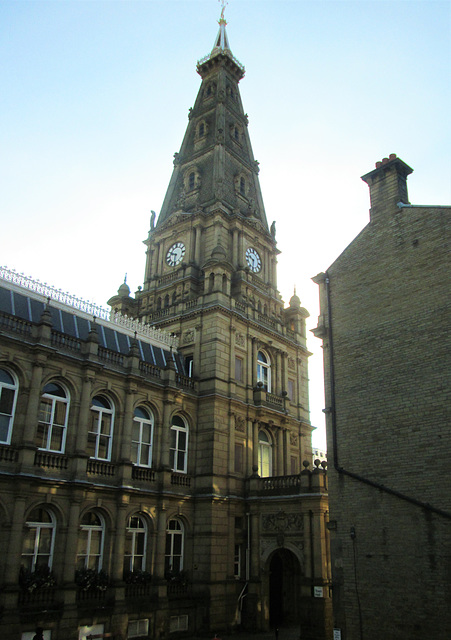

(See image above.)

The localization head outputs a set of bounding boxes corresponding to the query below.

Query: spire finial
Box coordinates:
[218,0,228,24]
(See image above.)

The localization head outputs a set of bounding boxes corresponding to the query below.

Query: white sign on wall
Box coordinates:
[333,629,342,640]
[313,586,324,598]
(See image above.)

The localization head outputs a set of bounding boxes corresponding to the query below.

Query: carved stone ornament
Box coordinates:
[183,329,195,345]
[262,510,304,533]
[290,433,298,447]
[235,415,246,433]
[288,357,296,370]
[235,332,245,348]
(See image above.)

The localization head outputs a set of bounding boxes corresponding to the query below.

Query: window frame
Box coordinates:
[77,511,105,571]
[22,507,56,572]
[0,367,18,445]
[165,518,184,575]
[257,350,271,392]
[124,514,148,573]
[132,406,154,468]
[169,415,189,474]
[258,429,273,477]
[36,382,69,453]
[88,395,114,461]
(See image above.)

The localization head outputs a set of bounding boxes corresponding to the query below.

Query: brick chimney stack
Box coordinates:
[361,154,413,222]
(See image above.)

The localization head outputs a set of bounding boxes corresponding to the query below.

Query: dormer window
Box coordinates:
[234,173,248,198]
[184,166,201,192]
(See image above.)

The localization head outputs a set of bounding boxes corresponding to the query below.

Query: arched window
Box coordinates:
[36,382,69,452]
[124,514,147,573]
[88,396,114,461]
[170,415,188,473]
[21,507,56,571]
[234,126,240,141]
[188,172,195,190]
[77,511,105,571]
[257,350,271,392]
[198,122,205,137]
[132,407,154,467]
[164,294,170,308]
[0,367,18,444]
[258,430,273,477]
[165,518,184,575]
[239,176,246,195]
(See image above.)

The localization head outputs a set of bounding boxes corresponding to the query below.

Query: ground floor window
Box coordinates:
[128,619,149,638]
[169,615,188,633]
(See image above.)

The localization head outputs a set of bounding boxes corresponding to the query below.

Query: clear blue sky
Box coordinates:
[1,0,450,448]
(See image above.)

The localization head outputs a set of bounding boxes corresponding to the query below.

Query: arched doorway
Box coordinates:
[269,548,301,628]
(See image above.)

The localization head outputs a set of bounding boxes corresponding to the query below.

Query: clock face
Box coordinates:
[245,247,262,273]
[166,241,186,267]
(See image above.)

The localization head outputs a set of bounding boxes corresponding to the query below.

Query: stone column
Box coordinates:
[194,227,202,265]
[155,505,168,580]
[63,498,81,582]
[160,401,174,469]
[246,418,253,475]
[120,386,136,463]
[4,496,26,584]
[276,350,282,396]
[232,229,238,267]
[23,359,44,445]
[282,352,289,395]
[251,338,258,388]
[277,428,284,476]
[75,374,93,455]
[252,420,259,473]
[111,502,128,582]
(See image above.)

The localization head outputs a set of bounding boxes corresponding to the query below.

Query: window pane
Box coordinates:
[177,451,185,471]
[0,369,14,385]
[0,387,15,414]
[0,415,11,442]
[97,435,109,459]
[132,423,140,441]
[36,423,49,449]
[142,424,152,442]
[43,382,66,397]
[173,534,182,555]
[131,442,138,464]
[38,398,52,423]
[140,444,150,466]
[178,431,186,450]
[86,433,97,457]
[37,528,52,555]
[100,414,112,435]
[50,425,64,451]
[53,401,67,426]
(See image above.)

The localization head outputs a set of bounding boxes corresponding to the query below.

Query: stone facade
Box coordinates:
[0,17,331,640]
[312,155,451,640]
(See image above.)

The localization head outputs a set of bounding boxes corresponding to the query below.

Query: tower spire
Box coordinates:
[213,0,230,51]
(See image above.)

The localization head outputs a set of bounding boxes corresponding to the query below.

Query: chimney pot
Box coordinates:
[375,161,382,168]
[389,153,397,160]
[382,157,389,164]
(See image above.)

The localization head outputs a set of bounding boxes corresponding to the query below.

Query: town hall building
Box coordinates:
[0,12,331,640]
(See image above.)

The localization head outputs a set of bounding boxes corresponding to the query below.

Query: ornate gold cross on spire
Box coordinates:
[218,0,228,23]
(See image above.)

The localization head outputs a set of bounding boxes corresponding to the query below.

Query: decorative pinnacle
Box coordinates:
[218,0,228,24]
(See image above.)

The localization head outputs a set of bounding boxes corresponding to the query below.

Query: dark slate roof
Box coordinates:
[0,284,185,374]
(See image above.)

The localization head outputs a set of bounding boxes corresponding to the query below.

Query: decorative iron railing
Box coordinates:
[0,266,179,349]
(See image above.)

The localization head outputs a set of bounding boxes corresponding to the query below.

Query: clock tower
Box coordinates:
[108,10,330,637]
